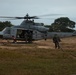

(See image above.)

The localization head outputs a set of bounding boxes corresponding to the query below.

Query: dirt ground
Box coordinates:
[0,36,76,50]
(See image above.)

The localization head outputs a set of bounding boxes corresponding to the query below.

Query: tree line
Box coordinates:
[0,21,13,31]
[48,17,76,32]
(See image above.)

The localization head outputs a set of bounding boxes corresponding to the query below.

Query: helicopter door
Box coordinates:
[16,29,33,40]
[16,29,27,39]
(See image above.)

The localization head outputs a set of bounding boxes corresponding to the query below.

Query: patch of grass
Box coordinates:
[0,37,76,75]
[0,48,76,75]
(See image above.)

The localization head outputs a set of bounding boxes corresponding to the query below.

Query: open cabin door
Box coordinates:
[16,29,33,41]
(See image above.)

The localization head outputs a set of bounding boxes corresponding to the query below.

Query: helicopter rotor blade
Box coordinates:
[0,16,39,19]
[38,13,64,17]
[0,16,24,19]
[0,13,63,20]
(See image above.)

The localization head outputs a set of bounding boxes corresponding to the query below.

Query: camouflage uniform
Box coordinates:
[28,31,33,43]
[53,34,61,49]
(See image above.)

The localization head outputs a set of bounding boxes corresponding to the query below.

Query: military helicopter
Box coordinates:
[0,13,49,43]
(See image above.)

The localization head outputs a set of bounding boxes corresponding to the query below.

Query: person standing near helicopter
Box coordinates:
[12,36,16,43]
[24,32,28,43]
[27,30,33,43]
[53,34,61,49]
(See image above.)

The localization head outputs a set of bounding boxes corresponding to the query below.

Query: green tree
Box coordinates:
[0,21,13,31]
[49,17,75,32]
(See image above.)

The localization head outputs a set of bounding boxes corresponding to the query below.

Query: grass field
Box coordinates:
[0,36,76,75]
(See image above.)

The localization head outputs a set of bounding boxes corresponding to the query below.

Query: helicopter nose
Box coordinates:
[0,32,3,38]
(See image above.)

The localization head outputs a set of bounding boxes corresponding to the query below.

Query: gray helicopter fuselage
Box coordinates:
[0,20,49,40]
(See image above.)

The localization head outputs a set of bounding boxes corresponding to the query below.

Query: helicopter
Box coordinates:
[0,13,49,43]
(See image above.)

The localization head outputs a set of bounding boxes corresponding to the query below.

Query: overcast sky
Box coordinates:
[0,0,76,26]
